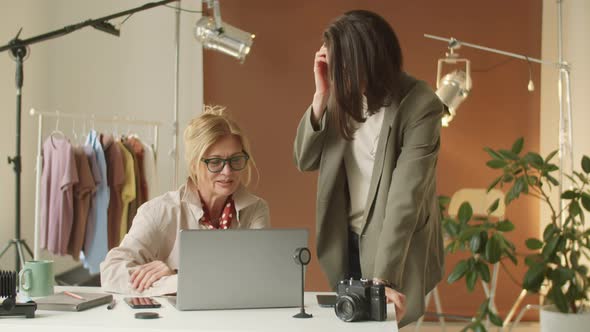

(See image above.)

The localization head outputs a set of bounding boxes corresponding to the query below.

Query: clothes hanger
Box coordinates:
[81,117,88,145]
[71,118,79,146]
[50,111,66,148]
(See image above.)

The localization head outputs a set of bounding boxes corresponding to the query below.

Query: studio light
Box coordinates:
[437,70,470,127]
[434,39,472,127]
[195,0,255,63]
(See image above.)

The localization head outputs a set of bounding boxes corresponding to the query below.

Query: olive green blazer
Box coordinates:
[293,73,445,327]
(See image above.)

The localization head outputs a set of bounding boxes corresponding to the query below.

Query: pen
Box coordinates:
[107,299,116,310]
[63,291,86,301]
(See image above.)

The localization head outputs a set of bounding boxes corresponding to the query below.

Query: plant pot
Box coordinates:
[540,305,590,332]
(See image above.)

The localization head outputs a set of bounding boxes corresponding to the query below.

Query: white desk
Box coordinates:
[1,286,399,332]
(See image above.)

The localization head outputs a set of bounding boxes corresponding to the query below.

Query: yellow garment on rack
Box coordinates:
[117,141,136,243]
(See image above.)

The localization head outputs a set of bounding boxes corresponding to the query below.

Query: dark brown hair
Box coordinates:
[324,10,403,140]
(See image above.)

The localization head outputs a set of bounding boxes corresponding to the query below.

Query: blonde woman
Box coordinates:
[101,106,270,295]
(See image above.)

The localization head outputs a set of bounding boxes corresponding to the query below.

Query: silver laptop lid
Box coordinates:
[176,228,308,310]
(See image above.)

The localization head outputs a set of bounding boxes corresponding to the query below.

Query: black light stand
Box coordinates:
[0,30,34,272]
[292,247,312,319]
[0,0,179,271]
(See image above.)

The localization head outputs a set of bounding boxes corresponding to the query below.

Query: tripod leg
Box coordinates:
[0,241,14,258]
[15,241,26,269]
[21,240,34,258]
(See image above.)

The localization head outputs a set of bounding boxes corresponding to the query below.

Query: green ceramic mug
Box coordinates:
[19,260,54,297]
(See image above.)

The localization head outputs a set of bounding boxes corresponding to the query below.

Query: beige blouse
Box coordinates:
[99,182,270,296]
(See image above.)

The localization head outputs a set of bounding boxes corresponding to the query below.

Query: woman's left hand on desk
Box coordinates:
[130,260,175,292]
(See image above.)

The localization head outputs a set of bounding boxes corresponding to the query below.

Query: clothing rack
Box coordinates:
[29,108,162,260]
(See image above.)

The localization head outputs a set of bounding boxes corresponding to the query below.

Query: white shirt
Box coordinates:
[100,182,270,296]
[344,104,385,235]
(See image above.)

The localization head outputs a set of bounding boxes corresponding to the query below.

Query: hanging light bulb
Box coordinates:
[527,79,535,92]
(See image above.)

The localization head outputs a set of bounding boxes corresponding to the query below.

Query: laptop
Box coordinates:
[176,228,309,310]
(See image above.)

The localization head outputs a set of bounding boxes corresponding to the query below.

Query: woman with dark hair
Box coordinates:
[294,10,444,327]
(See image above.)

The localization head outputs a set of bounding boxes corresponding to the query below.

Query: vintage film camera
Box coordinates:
[334,278,387,322]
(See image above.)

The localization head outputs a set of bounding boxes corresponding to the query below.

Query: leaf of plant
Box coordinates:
[485,234,502,263]
[477,262,491,282]
[499,149,519,161]
[496,220,515,232]
[543,224,557,242]
[561,190,577,199]
[488,311,504,327]
[582,155,590,174]
[542,236,560,259]
[526,175,537,185]
[569,201,582,217]
[581,194,590,212]
[444,221,460,238]
[544,164,559,173]
[525,238,543,250]
[448,260,469,284]
[506,251,518,265]
[487,159,508,169]
[439,195,451,206]
[499,234,516,251]
[550,267,575,286]
[524,152,544,168]
[458,202,473,225]
[473,322,485,332]
[487,176,503,192]
[574,171,588,184]
[511,137,524,155]
[503,174,515,183]
[544,150,558,163]
[470,234,481,253]
[477,299,490,316]
[484,147,504,161]
[466,270,477,291]
[570,251,580,269]
[525,254,543,267]
[487,199,500,214]
[549,286,569,313]
[523,264,545,292]
[479,231,488,252]
[546,174,559,186]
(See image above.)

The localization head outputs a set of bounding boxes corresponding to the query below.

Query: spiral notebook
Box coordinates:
[34,291,113,311]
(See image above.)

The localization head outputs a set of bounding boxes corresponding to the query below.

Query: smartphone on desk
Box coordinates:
[316,294,338,308]
[124,297,162,309]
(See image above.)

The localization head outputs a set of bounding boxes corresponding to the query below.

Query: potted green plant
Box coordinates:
[484,137,590,331]
[440,188,518,331]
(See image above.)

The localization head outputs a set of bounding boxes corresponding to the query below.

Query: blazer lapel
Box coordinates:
[360,103,397,233]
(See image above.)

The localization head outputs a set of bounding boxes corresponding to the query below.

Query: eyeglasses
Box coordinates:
[201,153,250,173]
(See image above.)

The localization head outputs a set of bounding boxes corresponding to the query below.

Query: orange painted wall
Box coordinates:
[204,0,541,319]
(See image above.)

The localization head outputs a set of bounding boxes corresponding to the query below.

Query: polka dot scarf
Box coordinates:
[199,196,236,229]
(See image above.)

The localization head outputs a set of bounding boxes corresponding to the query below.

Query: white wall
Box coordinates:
[541,1,590,234]
[0,0,203,274]
[0,0,51,271]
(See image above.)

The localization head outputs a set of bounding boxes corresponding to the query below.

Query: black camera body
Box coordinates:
[334,278,387,322]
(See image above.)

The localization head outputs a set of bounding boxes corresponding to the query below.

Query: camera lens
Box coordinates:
[334,294,366,322]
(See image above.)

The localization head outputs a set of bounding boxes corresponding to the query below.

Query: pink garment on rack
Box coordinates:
[40,136,79,255]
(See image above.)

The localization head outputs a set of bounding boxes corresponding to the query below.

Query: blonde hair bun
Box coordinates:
[202,104,227,116]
